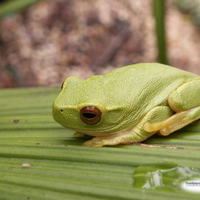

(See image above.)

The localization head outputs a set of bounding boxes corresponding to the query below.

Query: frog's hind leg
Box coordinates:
[168,80,200,112]
[146,106,200,136]
[145,80,200,136]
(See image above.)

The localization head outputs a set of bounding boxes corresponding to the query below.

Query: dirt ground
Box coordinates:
[0,0,200,88]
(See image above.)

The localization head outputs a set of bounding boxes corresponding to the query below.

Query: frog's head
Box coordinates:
[52,76,132,134]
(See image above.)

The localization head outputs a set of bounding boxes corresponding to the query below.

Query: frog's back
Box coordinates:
[106,63,199,81]
[97,63,200,113]
[85,63,200,100]
[78,63,199,107]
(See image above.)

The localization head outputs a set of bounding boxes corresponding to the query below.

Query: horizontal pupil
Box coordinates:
[83,113,96,119]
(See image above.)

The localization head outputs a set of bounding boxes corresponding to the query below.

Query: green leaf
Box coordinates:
[0,87,200,199]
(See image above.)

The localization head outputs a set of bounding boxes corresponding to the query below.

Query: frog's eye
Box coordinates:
[80,106,102,125]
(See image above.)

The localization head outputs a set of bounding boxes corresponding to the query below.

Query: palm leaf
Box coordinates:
[0,87,200,199]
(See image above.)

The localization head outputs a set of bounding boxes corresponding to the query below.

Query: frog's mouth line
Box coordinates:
[67,123,132,137]
[69,127,117,135]
[78,131,117,137]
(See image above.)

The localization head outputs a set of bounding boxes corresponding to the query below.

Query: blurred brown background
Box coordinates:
[0,0,200,88]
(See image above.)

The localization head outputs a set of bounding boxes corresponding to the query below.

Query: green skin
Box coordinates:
[52,63,200,147]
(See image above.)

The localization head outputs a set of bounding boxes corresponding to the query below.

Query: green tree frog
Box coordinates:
[52,63,200,147]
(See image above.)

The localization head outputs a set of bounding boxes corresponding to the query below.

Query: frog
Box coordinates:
[52,63,200,147]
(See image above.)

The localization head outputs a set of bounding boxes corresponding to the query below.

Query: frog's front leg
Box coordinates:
[83,106,173,147]
[144,80,200,136]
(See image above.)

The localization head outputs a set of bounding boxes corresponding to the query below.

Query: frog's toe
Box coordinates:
[82,138,104,147]
[73,132,85,137]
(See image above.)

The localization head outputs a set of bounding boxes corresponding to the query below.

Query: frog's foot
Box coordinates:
[144,106,200,136]
[82,125,157,147]
[82,133,124,147]
[73,132,85,137]
[83,137,109,147]
[82,128,146,147]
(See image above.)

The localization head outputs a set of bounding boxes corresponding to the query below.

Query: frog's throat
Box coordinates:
[69,124,127,136]
[77,131,117,137]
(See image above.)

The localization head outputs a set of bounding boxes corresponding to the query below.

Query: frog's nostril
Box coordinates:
[60,109,64,112]
[80,106,102,125]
